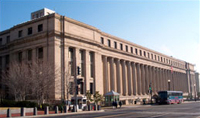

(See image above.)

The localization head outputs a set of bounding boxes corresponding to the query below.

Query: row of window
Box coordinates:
[0,24,43,46]
[101,37,185,69]
[0,47,43,67]
[32,12,44,19]
[17,47,43,62]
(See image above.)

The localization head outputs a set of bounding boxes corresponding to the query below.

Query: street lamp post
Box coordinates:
[168,80,171,91]
[194,84,196,101]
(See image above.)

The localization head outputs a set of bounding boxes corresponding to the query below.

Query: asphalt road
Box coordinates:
[38,102,200,118]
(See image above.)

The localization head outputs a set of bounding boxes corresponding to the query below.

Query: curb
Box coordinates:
[14,110,105,118]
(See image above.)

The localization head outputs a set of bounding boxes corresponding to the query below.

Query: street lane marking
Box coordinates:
[150,113,168,118]
[94,112,135,118]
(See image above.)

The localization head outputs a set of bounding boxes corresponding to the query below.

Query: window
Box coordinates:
[38,47,43,59]
[80,50,84,76]
[161,57,163,62]
[90,83,93,94]
[18,30,23,38]
[166,59,168,63]
[163,58,165,63]
[28,27,32,35]
[131,47,133,53]
[80,82,83,94]
[120,43,123,50]
[114,41,117,49]
[101,37,104,44]
[18,52,22,62]
[135,48,138,55]
[69,48,74,75]
[107,39,111,47]
[140,50,142,56]
[151,54,153,59]
[148,53,150,58]
[27,49,32,61]
[89,52,94,78]
[5,55,9,65]
[38,24,43,32]
[0,38,2,45]
[126,45,128,52]
[155,55,157,60]
[169,60,171,64]
[0,56,2,66]
[6,36,10,43]
[144,51,146,57]
[158,56,160,61]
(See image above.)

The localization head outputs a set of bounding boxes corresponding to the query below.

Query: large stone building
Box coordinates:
[0,8,197,102]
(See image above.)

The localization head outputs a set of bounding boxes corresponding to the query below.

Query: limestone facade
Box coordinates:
[0,11,196,101]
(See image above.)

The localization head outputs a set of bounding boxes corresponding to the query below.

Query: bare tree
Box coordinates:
[2,62,32,101]
[2,61,60,105]
[30,61,59,104]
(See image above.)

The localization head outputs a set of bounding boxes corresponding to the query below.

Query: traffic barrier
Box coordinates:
[7,108,11,117]
[20,107,26,116]
[44,106,49,115]
[64,105,68,113]
[33,107,37,115]
[55,106,59,114]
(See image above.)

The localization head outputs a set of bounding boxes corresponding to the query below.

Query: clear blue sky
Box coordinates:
[0,0,199,72]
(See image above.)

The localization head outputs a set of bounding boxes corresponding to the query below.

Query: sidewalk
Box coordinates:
[0,109,104,118]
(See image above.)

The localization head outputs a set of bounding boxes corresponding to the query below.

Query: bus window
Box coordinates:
[83,99,86,104]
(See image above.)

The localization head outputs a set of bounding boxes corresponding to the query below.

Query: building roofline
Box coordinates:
[0,12,194,66]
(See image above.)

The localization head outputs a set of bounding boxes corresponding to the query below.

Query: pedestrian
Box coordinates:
[60,106,63,113]
[112,101,115,109]
[115,101,118,108]
[119,101,122,108]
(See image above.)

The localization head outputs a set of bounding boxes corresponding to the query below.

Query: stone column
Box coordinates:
[152,67,156,93]
[141,65,145,95]
[122,60,127,96]
[145,65,149,94]
[149,66,152,92]
[174,72,177,91]
[110,58,115,91]
[102,56,108,94]
[32,48,36,61]
[107,58,111,92]
[136,63,141,95]
[177,72,180,91]
[127,61,132,96]
[166,70,169,91]
[94,52,103,94]
[160,69,164,91]
[116,59,121,94]
[85,50,90,93]
[155,67,158,92]
[132,62,137,95]
[158,68,161,91]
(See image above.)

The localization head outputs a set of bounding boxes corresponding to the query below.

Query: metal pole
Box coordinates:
[74,56,77,112]
[172,73,174,91]
[151,91,152,105]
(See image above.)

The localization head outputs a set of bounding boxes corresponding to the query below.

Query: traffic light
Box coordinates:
[77,66,81,75]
